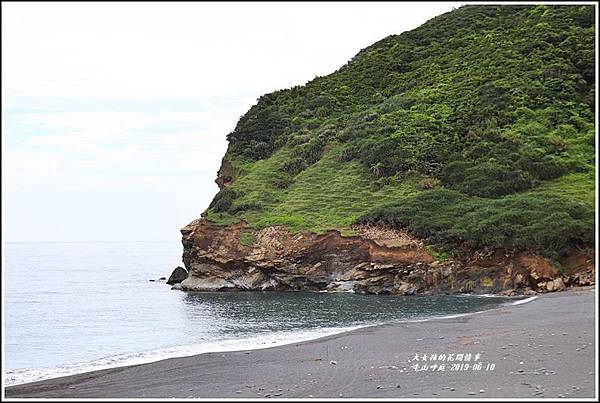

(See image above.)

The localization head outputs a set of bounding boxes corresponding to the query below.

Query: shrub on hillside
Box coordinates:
[357,189,594,258]
[440,161,535,197]
[281,157,308,176]
[209,188,238,213]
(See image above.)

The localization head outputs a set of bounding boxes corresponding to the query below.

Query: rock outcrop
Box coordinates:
[167,266,188,285]
[179,218,595,295]
[178,5,595,297]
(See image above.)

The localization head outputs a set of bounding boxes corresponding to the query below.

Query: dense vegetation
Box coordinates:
[204,5,595,260]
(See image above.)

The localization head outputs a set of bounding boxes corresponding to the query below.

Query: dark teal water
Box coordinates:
[4,241,519,385]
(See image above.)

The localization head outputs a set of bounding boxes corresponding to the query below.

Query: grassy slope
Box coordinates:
[207,146,421,235]
[204,5,595,260]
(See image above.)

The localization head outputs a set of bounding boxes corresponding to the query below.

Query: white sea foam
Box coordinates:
[4,326,361,386]
[459,293,539,305]
[459,293,501,298]
[509,295,538,305]
[5,295,537,387]
[395,294,538,324]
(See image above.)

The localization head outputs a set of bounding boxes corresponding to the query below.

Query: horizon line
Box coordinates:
[3,240,180,244]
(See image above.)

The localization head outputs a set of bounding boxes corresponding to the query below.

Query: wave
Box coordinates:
[509,295,538,305]
[416,294,537,320]
[4,326,360,387]
[458,293,539,306]
[5,294,537,387]
[458,293,502,298]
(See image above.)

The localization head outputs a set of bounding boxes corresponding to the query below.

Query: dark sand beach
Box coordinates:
[5,288,596,399]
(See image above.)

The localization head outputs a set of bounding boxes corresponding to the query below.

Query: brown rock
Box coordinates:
[518,254,558,280]
[513,273,525,287]
[179,218,594,295]
[569,267,595,286]
[553,277,565,291]
[180,276,235,291]
[396,282,416,295]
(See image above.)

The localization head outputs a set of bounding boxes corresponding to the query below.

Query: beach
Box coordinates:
[5,288,596,399]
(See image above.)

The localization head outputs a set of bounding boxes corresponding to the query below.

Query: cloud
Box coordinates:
[5,107,233,188]
[2,105,229,241]
[1,2,462,241]
[2,2,461,103]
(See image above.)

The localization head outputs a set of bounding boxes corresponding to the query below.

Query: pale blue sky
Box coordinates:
[2,2,461,242]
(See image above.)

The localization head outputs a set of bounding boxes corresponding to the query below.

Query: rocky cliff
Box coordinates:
[176,5,595,295]
[176,218,594,295]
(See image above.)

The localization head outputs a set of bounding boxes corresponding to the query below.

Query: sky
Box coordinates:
[2,1,461,242]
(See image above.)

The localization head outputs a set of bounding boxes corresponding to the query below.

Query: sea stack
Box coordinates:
[167,266,188,285]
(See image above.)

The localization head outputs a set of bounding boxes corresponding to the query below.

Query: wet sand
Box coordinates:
[5,288,596,399]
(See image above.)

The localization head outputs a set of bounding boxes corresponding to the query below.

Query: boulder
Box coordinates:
[396,282,416,295]
[325,281,355,292]
[180,276,235,291]
[167,266,188,285]
[569,268,595,286]
[513,273,525,287]
[552,277,565,291]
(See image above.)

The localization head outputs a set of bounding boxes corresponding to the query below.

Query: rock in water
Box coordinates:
[167,266,188,285]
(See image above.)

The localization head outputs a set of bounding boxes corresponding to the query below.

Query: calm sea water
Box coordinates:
[4,241,520,385]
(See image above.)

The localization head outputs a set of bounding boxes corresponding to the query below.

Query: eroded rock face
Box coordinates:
[215,157,236,190]
[179,218,595,295]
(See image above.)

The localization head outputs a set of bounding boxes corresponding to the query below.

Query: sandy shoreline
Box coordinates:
[5,288,596,399]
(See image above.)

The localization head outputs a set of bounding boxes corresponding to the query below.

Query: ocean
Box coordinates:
[3,241,521,386]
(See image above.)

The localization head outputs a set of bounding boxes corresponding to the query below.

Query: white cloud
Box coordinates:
[5,108,231,186]
[2,2,461,103]
[2,2,462,241]
[3,104,233,243]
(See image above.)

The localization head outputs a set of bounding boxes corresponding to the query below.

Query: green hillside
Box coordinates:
[204,5,595,260]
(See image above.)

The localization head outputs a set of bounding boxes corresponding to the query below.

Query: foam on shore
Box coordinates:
[5,294,536,387]
[4,325,365,386]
